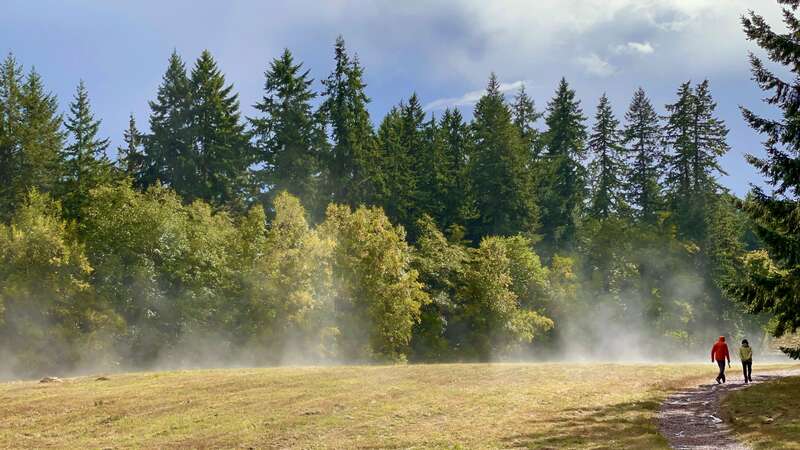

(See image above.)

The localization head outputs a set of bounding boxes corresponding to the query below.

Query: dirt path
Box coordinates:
[658,369,800,450]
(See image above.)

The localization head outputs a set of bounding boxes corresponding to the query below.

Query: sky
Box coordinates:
[1,0,787,196]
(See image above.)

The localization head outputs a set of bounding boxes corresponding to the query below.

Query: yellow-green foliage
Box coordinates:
[321,204,429,362]
[0,190,120,375]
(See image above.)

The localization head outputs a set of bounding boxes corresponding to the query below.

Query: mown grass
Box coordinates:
[723,375,800,450]
[0,363,795,449]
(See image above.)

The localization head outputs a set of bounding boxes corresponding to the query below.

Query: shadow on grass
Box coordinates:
[501,398,666,450]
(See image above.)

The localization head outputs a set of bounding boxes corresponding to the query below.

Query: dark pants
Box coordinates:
[716,360,727,383]
[742,360,752,382]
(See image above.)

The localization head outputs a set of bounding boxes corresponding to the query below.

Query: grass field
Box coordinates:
[1,363,797,449]
[723,375,800,450]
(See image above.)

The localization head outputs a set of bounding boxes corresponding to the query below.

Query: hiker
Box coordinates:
[740,339,753,383]
[711,336,730,384]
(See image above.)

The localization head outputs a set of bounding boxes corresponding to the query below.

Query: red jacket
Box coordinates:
[711,337,730,362]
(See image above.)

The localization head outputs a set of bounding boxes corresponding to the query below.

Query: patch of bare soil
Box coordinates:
[658,369,800,450]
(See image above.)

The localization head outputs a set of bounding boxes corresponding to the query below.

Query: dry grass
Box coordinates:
[723,375,800,450]
[0,363,796,449]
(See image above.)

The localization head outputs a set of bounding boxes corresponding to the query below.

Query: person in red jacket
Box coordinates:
[711,336,731,384]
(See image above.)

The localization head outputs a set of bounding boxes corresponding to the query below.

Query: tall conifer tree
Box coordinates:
[251,49,324,215]
[663,80,729,241]
[61,80,112,219]
[623,87,663,224]
[587,94,625,219]
[143,51,191,192]
[320,36,378,205]
[728,0,800,358]
[469,73,538,238]
[118,114,145,182]
[511,85,543,158]
[540,78,587,252]
[0,54,23,219]
[188,50,252,207]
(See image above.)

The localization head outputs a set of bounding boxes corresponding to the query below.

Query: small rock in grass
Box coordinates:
[39,377,63,384]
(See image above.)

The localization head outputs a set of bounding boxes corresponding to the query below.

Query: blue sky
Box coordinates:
[1,0,786,196]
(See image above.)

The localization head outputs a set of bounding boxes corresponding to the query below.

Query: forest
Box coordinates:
[1,5,799,377]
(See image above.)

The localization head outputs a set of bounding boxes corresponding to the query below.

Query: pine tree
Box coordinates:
[118,114,145,182]
[540,78,588,252]
[587,94,625,219]
[143,51,192,192]
[61,80,112,219]
[251,48,325,216]
[511,85,543,158]
[623,87,663,224]
[320,36,378,206]
[726,1,800,358]
[188,50,252,207]
[469,73,538,239]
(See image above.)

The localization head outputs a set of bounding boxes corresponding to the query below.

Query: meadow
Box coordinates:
[3,363,797,449]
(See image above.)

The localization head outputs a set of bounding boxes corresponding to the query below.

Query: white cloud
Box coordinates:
[424,79,531,111]
[614,41,655,55]
[576,54,616,77]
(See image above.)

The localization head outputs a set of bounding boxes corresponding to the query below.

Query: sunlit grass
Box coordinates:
[723,375,800,450]
[1,363,797,449]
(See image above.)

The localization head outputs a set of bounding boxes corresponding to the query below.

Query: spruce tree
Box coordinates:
[320,36,378,206]
[188,50,252,207]
[251,48,324,216]
[587,94,625,219]
[623,87,663,224]
[118,114,145,182]
[143,51,191,192]
[540,78,587,252]
[727,1,800,358]
[469,73,538,238]
[61,80,112,219]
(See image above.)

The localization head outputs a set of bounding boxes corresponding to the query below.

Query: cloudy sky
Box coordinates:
[2,0,787,195]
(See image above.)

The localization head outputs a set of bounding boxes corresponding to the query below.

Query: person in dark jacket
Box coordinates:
[739,339,753,383]
[711,336,731,384]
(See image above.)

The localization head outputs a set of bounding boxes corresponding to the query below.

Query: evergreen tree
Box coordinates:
[188,50,252,207]
[469,73,538,238]
[251,49,325,216]
[623,87,663,224]
[60,80,112,219]
[587,94,625,219]
[118,114,145,182]
[0,58,66,221]
[438,108,476,233]
[143,51,192,192]
[415,114,448,230]
[320,36,378,205]
[511,85,543,158]
[727,1,800,358]
[662,80,729,241]
[540,78,588,252]
[0,54,23,219]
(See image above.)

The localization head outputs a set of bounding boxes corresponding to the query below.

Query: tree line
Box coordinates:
[0,32,778,375]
